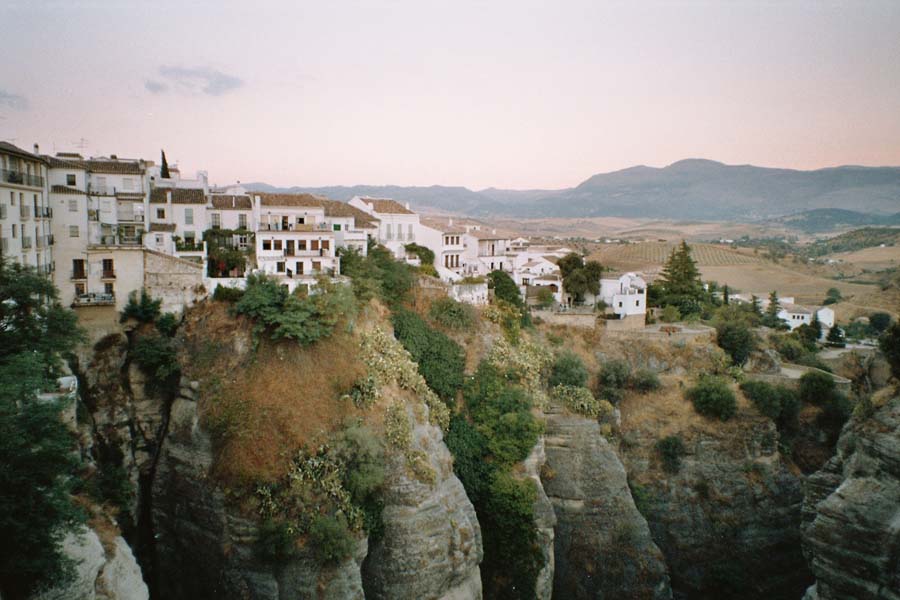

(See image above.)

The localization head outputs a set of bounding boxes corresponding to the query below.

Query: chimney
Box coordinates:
[448,218,453,226]
[110,154,118,160]
[33,143,39,155]
[405,202,410,210]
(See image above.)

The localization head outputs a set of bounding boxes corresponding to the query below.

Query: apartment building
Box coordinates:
[0,142,53,274]
[464,228,513,274]
[419,217,468,279]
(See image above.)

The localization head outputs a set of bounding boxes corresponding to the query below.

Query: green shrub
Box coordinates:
[446,415,496,505]
[391,309,465,402]
[869,312,892,333]
[255,519,297,564]
[132,334,180,388]
[656,435,686,473]
[428,297,476,331]
[740,380,782,419]
[155,312,179,337]
[661,305,681,323]
[548,351,589,388]
[798,370,835,404]
[597,359,631,403]
[550,385,611,419]
[715,321,756,366]
[120,289,161,323]
[488,270,524,308]
[212,284,245,302]
[630,368,661,393]
[687,376,737,421]
[535,287,555,309]
[308,514,355,565]
[773,335,806,362]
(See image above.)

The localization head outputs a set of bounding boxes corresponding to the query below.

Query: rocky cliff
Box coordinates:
[801,391,900,600]
[541,406,672,600]
[616,377,812,599]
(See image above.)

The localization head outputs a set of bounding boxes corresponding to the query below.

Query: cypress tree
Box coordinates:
[826,325,846,348]
[659,241,703,299]
[764,290,782,327]
[723,285,730,305]
[160,149,170,178]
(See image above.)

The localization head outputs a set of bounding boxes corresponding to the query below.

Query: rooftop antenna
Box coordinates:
[72,137,89,154]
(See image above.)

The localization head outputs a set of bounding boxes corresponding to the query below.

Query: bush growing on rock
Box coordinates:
[212,284,244,302]
[715,321,756,366]
[155,312,179,337]
[655,435,686,473]
[548,351,589,388]
[798,370,835,404]
[120,289,162,323]
[428,297,476,331]
[551,384,612,419]
[132,334,180,392]
[255,519,298,564]
[391,309,465,402]
[308,514,355,565]
[686,376,737,421]
[630,368,661,393]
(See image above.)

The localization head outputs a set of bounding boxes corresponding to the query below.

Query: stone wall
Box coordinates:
[143,250,206,314]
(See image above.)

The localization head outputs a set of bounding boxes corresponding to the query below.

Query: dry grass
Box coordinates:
[180,301,369,485]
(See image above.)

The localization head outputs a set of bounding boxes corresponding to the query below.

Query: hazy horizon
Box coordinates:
[2,0,899,190]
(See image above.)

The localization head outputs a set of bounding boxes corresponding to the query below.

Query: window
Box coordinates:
[276,261,285,273]
[104,282,115,295]
[296,261,304,274]
[11,224,16,238]
[296,216,305,225]
[618,301,623,308]
[122,178,134,191]
[333,223,341,231]
[237,235,248,249]
[297,240,307,251]
[408,224,414,240]
[184,231,195,244]
[185,208,193,225]
[385,224,392,240]
[312,260,321,272]
[155,234,163,245]
[66,173,76,186]
[72,259,86,278]
[69,225,79,238]
[238,214,247,229]
[75,283,86,296]
[321,240,330,250]
[273,240,282,251]
[262,239,272,251]
[68,199,78,212]
[211,213,221,229]
[311,240,319,251]
[95,176,107,191]
[156,208,165,219]
[636,300,640,307]
[9,191,13,206]
[102,259,114,277]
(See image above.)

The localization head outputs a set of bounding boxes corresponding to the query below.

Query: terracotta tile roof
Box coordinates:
[50,185,85,195]
[45,154,144,175]
[321,200,379,228]
[0,141,45,162]
[780,303,812,315]
[420,217,466,234]
[210,195,252,210]
[150,187,206,204]
[358,197,414,215]
[149,223,176,232]
[467,229,510,241]
[257,192,327,208]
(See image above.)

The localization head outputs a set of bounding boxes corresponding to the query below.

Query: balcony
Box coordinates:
[72,293,115,307]
[19,207,30,220]
[48,234,55,246]
[1,169,44,188]
[175,240,204,252]
[93,235,142,247]
[71,270,87,280]
[34,206,52,219]
[102,270,116,279]
[21,236,32,249]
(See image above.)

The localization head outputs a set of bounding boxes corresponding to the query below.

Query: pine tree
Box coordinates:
[810,312,823,340]
[751,295,762,316]
[160,149,170,178]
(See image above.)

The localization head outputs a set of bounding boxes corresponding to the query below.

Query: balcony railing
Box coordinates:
[102,270,116,279]
[1,169,44,187]
[21,237,32,249]
[71,270,87,280]
[93,235,142,247]
[175,240,203,252]
[19,206,30,220]
[72,293,115,307]
[48,234,54,246]
[34,206,52,218]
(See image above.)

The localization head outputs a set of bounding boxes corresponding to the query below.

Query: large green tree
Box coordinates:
[0,260,85,599]
[558,253,603,305]
[658,241,704,313]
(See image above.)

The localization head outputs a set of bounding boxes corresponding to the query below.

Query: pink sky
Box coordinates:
[2,1,899,189]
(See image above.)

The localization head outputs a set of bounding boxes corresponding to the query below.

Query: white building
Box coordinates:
[464,229,513,274]
[0,142,53,275]
[777,304,835,333]
[348,196,419,259]
[418,217,468,280]
[598,272,647,318]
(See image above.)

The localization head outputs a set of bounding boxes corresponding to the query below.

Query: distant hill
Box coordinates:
[805,227,900,257]
[245,159,900,222]
[770,209,900,233]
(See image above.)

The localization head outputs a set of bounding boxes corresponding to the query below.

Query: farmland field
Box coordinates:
[588,242,762,271]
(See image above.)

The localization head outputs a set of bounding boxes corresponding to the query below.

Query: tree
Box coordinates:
[751,295,763,317]
[810,312,823,340]
[826,325,846,348]
[535,287,555,309]
[716,321,756,366]
[763,291,783,328]
[823,287,842,305]
[558,253,603,305]
[160,149,170,178]
[869,312,892,333]
[879,322,900,381]
[548,351,589,388]
[0,260,85,598]
[488,270,523,308]
[659,241,703,302]
[723,285,730,305]
[686,376,737,421]
[799,370,835,404]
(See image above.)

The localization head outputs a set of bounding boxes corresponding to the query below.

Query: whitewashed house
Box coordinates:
[348,196,420,259]
[464,229,513,274]
[1,143,53,276]
[598,272,647,318]
[418,217,468,280]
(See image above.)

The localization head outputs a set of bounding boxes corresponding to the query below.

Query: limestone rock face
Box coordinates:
[619,416,810,599]
[151,392,367,599]
[541,409,672,600]
[34,529,149,600]
[801,394,900,600]
[362,404,483,600]
[523,438,556,600]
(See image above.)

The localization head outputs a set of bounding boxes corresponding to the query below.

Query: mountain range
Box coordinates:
[244,159,900,222]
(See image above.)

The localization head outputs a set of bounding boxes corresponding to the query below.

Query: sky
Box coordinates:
[1,0,899,190]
